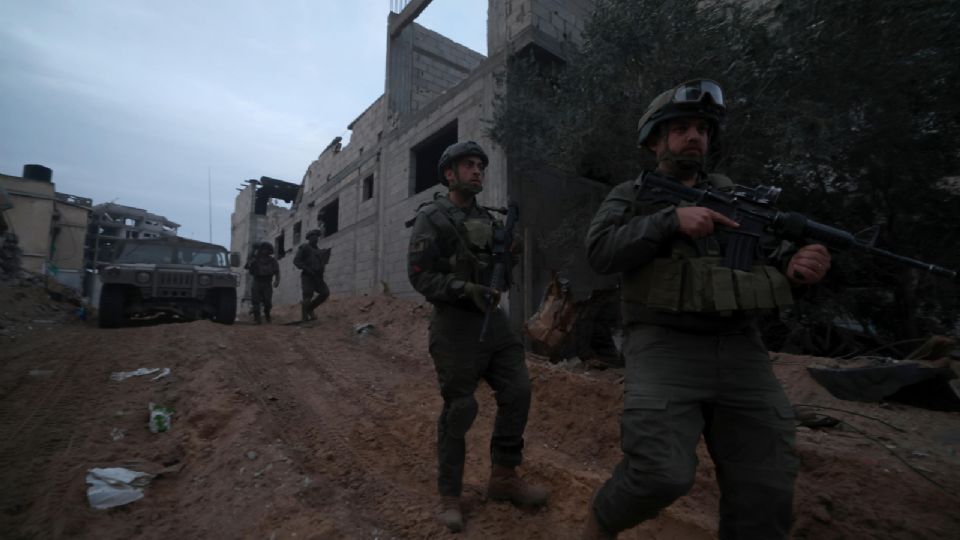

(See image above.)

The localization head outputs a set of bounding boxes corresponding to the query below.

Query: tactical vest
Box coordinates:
[621,173,794,314]
[415,194,500,286]
[249,257,276,278]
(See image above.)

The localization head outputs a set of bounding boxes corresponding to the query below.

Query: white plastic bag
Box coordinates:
[85,467,154,509]
[110,367,170,381]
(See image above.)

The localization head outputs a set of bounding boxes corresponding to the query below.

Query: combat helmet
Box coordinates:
[257,241,274,254]
[305,228,324,239]
[637,79,726,147]
[437,141,489,185]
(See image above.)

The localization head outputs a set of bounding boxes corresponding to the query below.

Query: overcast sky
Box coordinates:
[0,1,487,248]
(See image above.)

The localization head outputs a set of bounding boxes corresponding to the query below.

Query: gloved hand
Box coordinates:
[273,277,280,288]
[464,282,500,312]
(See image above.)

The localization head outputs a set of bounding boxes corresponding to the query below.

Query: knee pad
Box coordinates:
[445,396,478,439]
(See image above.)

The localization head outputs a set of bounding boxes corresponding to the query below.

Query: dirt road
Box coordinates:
[1,290,959,539]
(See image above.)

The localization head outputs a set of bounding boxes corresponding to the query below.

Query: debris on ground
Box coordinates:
[2,290,958,539]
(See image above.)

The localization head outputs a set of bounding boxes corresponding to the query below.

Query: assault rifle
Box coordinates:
[480,202,520,342]
[636,171,957,279]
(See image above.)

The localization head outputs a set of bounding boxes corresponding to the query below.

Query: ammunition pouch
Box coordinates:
[622,254,793,313]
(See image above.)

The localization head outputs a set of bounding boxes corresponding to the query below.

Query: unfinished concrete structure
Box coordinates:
[0,165,92,292]
[231,0,611,327]
[86,202,180,265]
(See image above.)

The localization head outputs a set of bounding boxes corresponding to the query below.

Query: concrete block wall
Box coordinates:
[378,66,509,299]
[229,1,609,319]
[304,97,385,196]
[530,0,592,47]
[0,176,55,273]
[411,24,485,112]
[488,0,594,57]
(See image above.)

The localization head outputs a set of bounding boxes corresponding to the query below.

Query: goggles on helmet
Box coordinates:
[671,79,724,107]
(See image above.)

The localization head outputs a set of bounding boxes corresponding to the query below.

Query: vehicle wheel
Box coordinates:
[99,285,126,328]
[214,288,237,325]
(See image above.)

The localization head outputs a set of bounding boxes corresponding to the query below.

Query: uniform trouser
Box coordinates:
[428,304,531,497]
[250,278,273,315]
[300,273,330,310]
[592,323,799,539]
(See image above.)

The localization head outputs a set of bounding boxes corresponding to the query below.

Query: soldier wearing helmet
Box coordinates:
[293,227,331,322]
[244,241,280,324]
[407,140,547,532]
[582,80,831,539]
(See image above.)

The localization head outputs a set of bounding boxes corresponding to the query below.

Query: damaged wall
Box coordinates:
[0,170,91,293]
[0,174,55,274]
[231,0,608,328]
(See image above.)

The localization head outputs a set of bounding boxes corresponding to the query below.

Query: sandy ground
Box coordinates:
[1,280,959,539]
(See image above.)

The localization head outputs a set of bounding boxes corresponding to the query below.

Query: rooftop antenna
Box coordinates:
[207,167,213,243]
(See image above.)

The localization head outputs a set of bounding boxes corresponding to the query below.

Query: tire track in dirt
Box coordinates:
[0,324,178,537]
[0,326,102,537]
[225,324,442,538]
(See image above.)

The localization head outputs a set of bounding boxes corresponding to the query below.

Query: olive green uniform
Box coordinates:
[585,172,799,539]
[293,243,331,311]
[408,195,530,498]
[245,253,279,319]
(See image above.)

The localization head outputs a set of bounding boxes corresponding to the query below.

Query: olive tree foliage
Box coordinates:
[491,0,960,353]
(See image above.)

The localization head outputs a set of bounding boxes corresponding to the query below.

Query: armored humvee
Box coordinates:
[97,237,241,328]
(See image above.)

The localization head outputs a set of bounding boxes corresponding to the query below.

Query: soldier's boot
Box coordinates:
[252,310,262,324]
[582,506,616,540]
[308,297,324,319]
[300,302,310,322]
[437,496,463,532]
[264,310,271,324]
[487,464,549,507]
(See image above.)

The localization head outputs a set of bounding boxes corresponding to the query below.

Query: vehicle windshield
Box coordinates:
[114,243,229,267]
[179,248,229,267]
[115,243,174,264]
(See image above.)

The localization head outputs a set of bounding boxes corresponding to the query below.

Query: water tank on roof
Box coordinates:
[23,164,53,182]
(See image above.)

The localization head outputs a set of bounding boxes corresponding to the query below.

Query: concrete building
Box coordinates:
[0,165,92,292]
[86,202,180,267]
[231,0,610,327]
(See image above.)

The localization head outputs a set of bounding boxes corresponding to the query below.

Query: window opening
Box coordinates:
[362,175,374,201]
[411,120,458,194]
[275,230,286,259]
[319,199,339,236]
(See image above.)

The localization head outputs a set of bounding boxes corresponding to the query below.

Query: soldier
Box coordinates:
[407,141,548,533]
[581,80,831,539]
[243,242,280,324]
[293,228,331,322]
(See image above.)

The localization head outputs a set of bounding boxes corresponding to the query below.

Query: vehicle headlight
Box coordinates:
[198,274,212,286]
[135,271,151,284]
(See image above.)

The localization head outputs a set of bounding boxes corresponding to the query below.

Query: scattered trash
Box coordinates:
[110,428,126,441]
[246,450,258,461]
[549,356,583,370]
[807,357,956,403]
[28,369,53,377]
[148,403,174,433]
[85,467,154,509]
[111,367,171,382]
[354,323,375,335]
